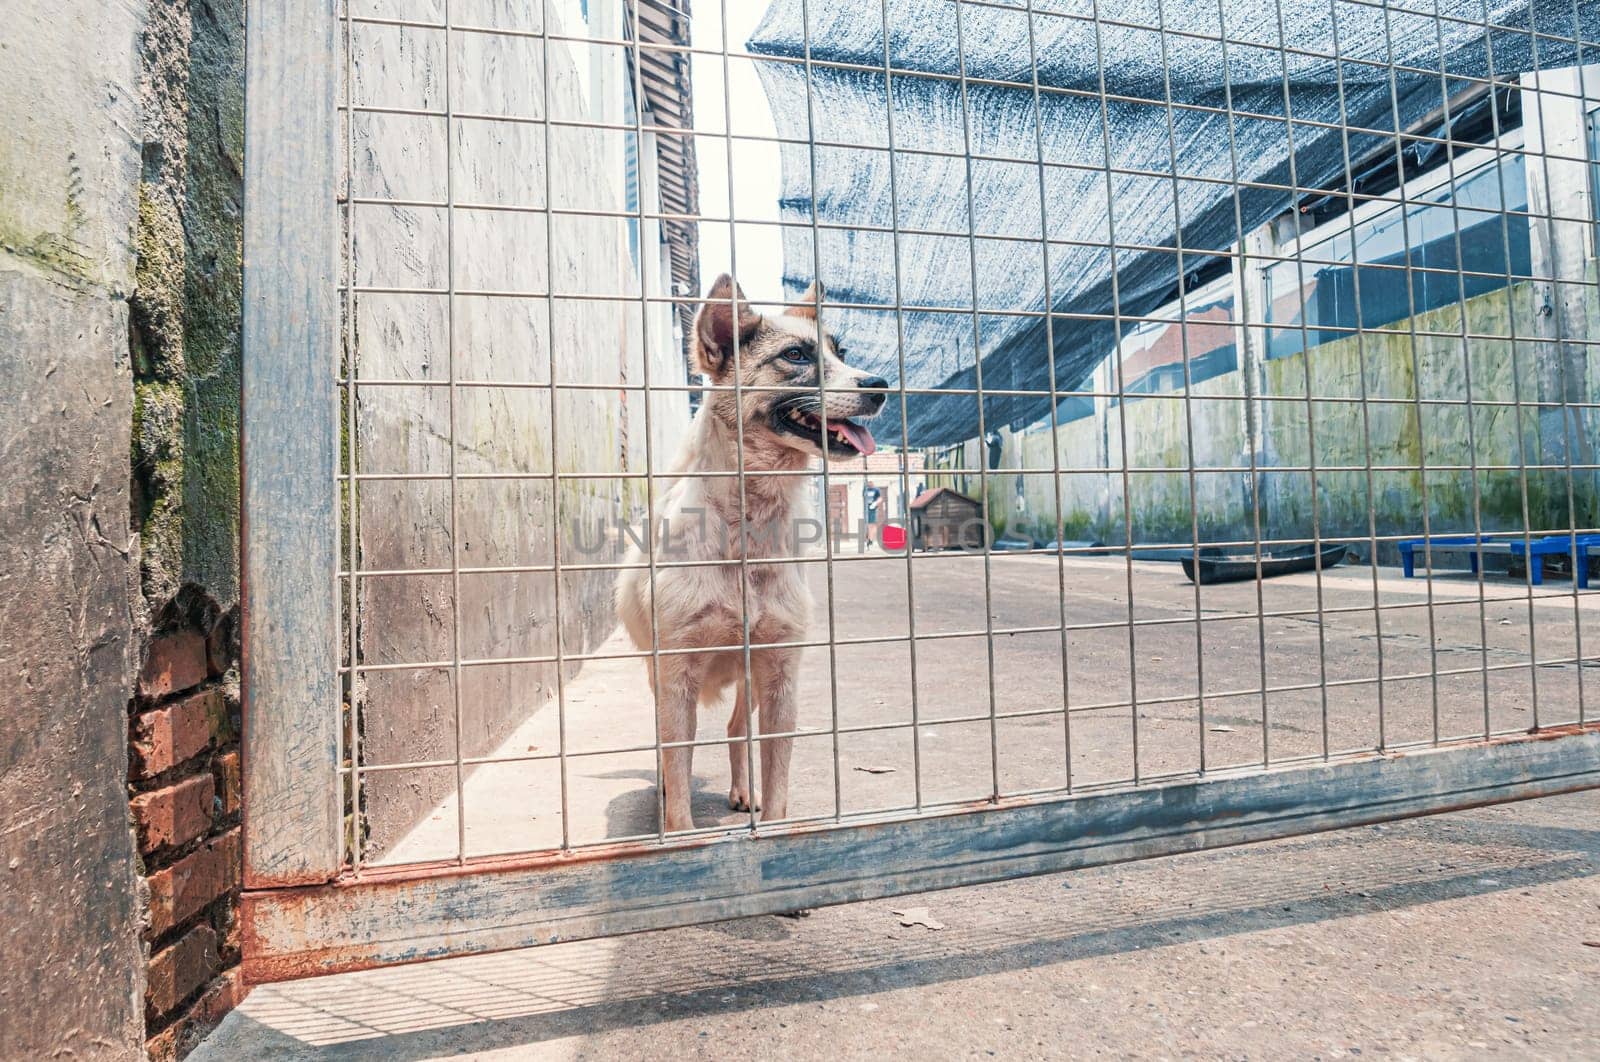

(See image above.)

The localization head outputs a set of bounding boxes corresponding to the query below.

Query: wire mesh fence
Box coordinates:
[330,0,1600,873]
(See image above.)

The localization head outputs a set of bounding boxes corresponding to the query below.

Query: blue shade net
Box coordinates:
[746,0,1600,448]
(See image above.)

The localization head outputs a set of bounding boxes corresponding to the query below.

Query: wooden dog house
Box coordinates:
[909,487,987,551]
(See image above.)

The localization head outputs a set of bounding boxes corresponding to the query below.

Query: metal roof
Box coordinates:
[627,0,700,352]
[910,486,980,510]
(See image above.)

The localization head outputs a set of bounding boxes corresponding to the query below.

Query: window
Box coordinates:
[1052,285,1237,425]
[1053,393,1095,424]
[624,77,640,270]
[1112,290,1238,405]
[1265,151,1531,359]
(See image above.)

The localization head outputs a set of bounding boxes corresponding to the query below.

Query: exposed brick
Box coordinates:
[140,629,209,700]
[132,774,216,854]
[145,968,246,1062]
[204,615,231,678]
[146,924,220,1021]
[132,688,230,777]
[147,828,241,939]
[213,749,241,817]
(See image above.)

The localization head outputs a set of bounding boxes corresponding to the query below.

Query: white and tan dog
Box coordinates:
[615,274,887,832]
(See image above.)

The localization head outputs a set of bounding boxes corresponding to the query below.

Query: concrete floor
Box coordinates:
[201,792,1600,1059]
[199,554,1600,1058]
[380,553,1598,862]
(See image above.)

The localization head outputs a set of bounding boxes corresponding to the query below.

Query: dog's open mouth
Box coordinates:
[774,406,878,456]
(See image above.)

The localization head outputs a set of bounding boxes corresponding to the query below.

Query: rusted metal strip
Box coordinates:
[242,725,1600,982]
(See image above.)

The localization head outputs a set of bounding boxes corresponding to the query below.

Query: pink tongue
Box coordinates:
[827,419,877,456]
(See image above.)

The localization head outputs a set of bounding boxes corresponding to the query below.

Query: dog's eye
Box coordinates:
[833,346,848,362]
[780,347,811,364]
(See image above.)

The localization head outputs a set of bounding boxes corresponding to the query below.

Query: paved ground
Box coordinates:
[381,553,1598,862]
[198,554,1600,1058]
[202,791,1600,1059]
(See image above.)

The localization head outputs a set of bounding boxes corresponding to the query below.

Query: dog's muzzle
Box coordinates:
[771,392,884,456]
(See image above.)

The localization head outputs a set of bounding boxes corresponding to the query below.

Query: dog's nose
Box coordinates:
[859,376,889,410]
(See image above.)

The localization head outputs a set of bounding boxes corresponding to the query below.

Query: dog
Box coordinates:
[615,274,888,832]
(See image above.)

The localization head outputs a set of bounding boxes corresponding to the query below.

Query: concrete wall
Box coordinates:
[938,280,1600,559]
[352,1,693,858]
[0,0,148,1056]
[4,0,251,1054]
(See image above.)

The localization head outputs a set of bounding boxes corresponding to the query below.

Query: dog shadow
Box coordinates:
[594,768,743,839]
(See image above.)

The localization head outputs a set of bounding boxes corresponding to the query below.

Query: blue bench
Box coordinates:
[1563,534,1600,589]
[1398,533,1597,588]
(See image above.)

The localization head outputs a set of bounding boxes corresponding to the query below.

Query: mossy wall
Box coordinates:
[924,280,1600,556]
[131,0,245,613]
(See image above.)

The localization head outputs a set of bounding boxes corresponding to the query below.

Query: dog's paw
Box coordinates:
[728,786,761,813]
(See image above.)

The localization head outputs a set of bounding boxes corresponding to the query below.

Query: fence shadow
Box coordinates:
[199,797,1599,1061]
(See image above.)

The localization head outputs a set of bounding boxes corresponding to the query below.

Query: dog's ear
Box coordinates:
[788,280,824,320]
[694,273,762,378]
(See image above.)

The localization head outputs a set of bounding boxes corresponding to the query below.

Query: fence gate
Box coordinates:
[241,0,1600,981]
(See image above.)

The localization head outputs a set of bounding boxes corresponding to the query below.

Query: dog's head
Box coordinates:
[693,274,889,464]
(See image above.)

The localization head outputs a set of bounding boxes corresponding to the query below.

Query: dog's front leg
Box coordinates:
[656,664,699,833]
[727,681,759,812]
[754,648,800,821]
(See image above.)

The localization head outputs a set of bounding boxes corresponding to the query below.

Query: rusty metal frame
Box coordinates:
[242,724,1600,982]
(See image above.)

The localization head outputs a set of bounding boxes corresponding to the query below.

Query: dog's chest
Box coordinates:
[673,562,809,648]
[646,460,813,647]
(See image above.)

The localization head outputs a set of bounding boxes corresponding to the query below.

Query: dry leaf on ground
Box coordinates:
[892,907,945,930]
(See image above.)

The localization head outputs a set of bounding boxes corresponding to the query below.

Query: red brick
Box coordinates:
[140,629,209,700]
[147,828,241,938]
[213,749,241,817]
[146,924,220,1021]
[145,968,246,1062]
[132,688,229,778]
[132,774,216,854]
